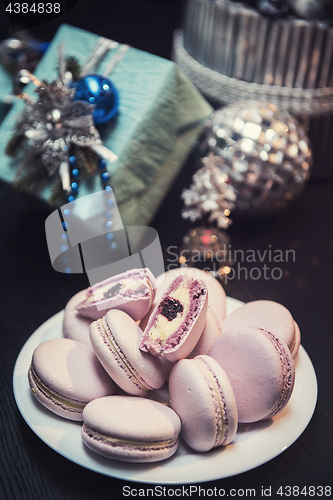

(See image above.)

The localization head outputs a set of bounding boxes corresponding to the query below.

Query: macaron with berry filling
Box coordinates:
[140,294,223,361]
[89,309,165,396]
[155,267,226,319]
[169,355,238,452]
[140,296,222,376]
[82,396,181,463]
[76,268,156,321]
[140,275,208,362]
[28,338,116,421]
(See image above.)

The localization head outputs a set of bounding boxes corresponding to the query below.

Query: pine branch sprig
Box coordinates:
[74,146,100,176]
[65,56,81,82]
[5,132,25,157]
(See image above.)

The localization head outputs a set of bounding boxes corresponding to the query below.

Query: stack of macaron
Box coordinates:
[28,266,299,463]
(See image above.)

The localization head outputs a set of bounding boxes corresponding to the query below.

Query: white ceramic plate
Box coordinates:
[13,297,317,484]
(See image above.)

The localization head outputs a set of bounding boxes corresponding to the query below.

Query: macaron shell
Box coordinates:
[29,339,116,420]
[208,326,295,423]
[188,306,224,358]
[82,396,181,462]
[63,289,92,346]
[169,356,238,452]
[222,300,297,356]
[76,268,156,321]
[170,359,220,452]
[28,366,84,421]
[156,268,226,319]
[89,310,165,396]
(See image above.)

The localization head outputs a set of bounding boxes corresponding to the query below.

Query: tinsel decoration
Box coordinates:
[5,46,117,203]
[181,155,236,229]
[182,101,312,228]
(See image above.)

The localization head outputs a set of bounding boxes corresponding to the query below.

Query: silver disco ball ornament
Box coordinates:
[182,101,312,228]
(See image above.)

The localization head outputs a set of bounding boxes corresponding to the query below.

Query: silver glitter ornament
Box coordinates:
[182,101,312,226]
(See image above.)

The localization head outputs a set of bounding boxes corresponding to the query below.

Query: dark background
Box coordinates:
[0,1,332,499]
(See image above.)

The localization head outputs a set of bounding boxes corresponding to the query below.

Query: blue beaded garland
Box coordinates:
[101,172,111,182]
[61,156,115,275]
[72,74,119,125]
[99,159,107,169]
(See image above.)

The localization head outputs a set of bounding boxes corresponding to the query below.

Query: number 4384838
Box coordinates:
[276,485,331,496]
[5,3,61,14]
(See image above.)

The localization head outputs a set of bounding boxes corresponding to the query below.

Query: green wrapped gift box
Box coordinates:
[0,24,212,226]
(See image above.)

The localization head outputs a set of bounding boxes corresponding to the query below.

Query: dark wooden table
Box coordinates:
[0,2,332,499]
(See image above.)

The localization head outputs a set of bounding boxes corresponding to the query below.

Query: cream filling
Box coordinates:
[83,425,177,450]
[100,319,152,391]
[148,285,191,345]
[194,358,226,448]
[30,366,85,411]
[86,278,149,304]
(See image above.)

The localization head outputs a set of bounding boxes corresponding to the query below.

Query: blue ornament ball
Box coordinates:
[73,74,119,125]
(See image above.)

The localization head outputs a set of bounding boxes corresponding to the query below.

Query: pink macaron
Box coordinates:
[223,300,301,359]
[140,275,208,362]
[155,267,226,319]
[169,355,238,452]
[76,268,156,321]
[28,338,116,421]
[82,396,181,463]
[209,326,295,423]
[89,309,165,396]
[63,289,92,346]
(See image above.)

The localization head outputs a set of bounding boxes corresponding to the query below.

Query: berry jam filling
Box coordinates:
[159,298,184,321]
[193,288,205,301]
[104,282,122,299]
